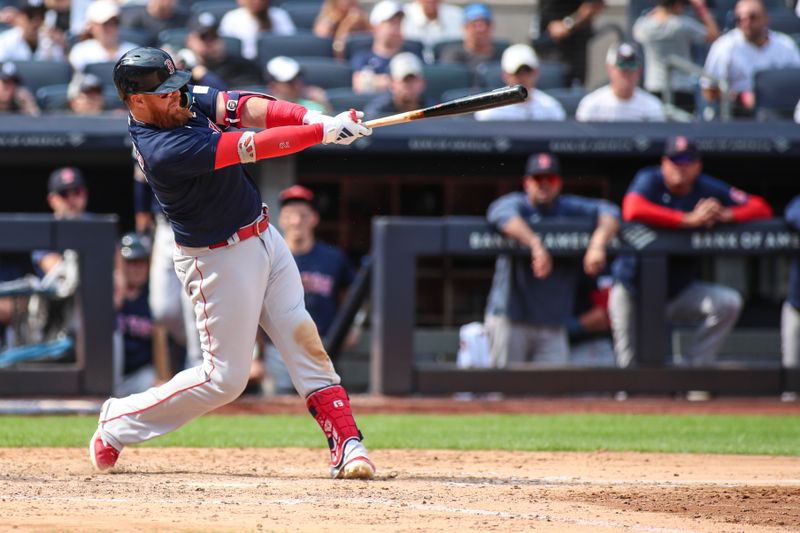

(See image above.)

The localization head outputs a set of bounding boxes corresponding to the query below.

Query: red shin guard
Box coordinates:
[306,385,363,466]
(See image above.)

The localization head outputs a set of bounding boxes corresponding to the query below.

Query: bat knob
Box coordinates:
[515,85,529,101]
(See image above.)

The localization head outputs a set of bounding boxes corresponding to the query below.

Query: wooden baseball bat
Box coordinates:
[363,85,528,129]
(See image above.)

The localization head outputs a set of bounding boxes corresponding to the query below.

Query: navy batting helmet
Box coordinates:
[113,47,191,102]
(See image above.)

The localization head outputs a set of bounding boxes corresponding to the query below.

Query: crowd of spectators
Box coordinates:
[0,0,798,120]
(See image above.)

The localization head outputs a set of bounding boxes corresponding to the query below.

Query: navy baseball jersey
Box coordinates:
[294,242,355,336]
[117,285,154,375]
[350,50,393,76]
[129,85,262,247]
[786,195,800,310]
[485,192,620,325]
[613,166,749,297]
[133,176,162,217]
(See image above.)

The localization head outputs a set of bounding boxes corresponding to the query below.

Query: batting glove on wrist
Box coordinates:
[321,109,372,145]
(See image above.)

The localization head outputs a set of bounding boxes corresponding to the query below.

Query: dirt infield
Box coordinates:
[2,396,799,533]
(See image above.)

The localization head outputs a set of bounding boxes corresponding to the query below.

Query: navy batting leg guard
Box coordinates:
[306,385,374,479]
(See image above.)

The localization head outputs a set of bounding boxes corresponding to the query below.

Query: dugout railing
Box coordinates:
[371,217,800,396]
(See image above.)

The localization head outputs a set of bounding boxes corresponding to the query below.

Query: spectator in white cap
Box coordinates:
[364,51,433,117]
[351,0,410,93]
[266,56,331,113]
[68,0,137,72]
[575,42,665,122]
[438,3,504,85]
[67,72,106,115]
[0,0,65,62]
[401,0,463,61]
[219,0,295,60]
[0,61,40,115]
[475,44,566,121]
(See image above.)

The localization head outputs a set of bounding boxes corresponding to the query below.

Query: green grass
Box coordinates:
[1,414,799,455]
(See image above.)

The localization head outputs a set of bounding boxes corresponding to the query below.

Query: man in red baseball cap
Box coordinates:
[256,185,357,395]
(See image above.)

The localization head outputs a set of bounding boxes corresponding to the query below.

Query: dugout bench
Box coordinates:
[371,217,800,396]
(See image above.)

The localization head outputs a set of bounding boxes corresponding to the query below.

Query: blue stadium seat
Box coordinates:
[257,32,333,65]
[282,2,321,31]
[421,63,471,102]
[325,87,374,113]
[478,60,566,90]
[753,67,800,120]
[294,57,352,89]
[344,33,424,61]
[432,38,510,62]
[36,84,70,111]
[439,86,483,102]
[10,60,72,93]
[158,28,243,58]
[190,0,237,18]
[36,84,126,112]
[119,27,156,47]
[83,61,117,88]
[544,86,587,118]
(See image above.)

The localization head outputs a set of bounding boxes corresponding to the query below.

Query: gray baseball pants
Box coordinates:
[609,281,742,367]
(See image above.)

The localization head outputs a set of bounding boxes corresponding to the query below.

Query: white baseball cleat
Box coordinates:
[332,438,375,480]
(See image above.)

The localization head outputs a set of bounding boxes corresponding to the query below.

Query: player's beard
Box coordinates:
[150,105,194,129]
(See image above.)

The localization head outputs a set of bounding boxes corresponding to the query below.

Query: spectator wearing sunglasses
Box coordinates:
[484,152,620,367]
[702,0,800,116]
[576,42,665,122]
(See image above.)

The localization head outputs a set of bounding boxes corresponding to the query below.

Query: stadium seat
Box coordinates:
[325,87,374,113]
[36,84,70,111]
[439,86,483,102]
[257,33,333,65]
[432,38,510,62]
[294,57,352,89]
[545,86,587,118]
[478,60,566,90]
[158,28,243,58]
[282,2,321,31]
[344,33,424,61]
[36,84,125,112]
[421,63,471,102]
[189,0,237,18]
[119,27,156,47]
[83,61,117,88]
[10,60,72,93]
[753,67,800,120]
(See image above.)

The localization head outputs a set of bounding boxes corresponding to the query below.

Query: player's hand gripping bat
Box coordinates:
[362,85,528,129]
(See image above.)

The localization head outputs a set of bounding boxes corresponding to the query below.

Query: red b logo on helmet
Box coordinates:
[538,153,551,170]
[165,59,175,75]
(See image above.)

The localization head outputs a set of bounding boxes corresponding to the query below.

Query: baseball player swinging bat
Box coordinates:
[363,84,528,128]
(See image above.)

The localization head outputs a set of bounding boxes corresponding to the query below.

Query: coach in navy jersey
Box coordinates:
[609,135,772,368]
[90,47,376,480]
[264,185,356,394]
[782,195,800,398]
[485,152,620,366]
